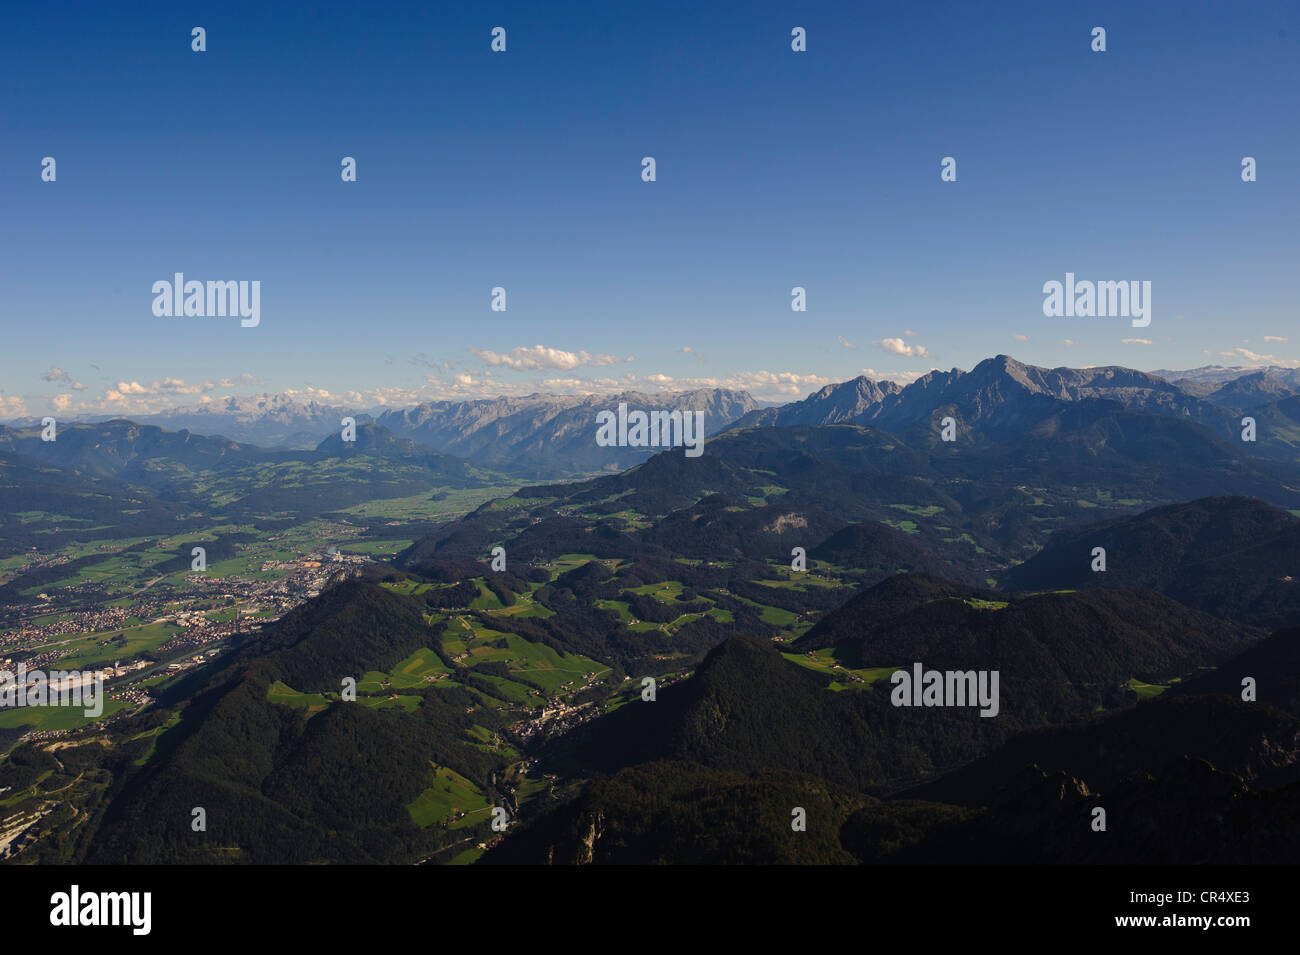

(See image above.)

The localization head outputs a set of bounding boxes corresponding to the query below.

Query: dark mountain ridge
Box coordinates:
[1003,496,1300,628]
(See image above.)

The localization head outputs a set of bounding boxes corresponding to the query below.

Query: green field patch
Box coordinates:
[356,670,391,694]
[503,641,608,695]
[756,572,841,591]
[469,672,536,704]
[733,595,798,627]
[783,648,900,692]
[389,648,451,688]
[48,621,183,670]
[0,697,129,731]
[266,680,330,712]
[784,621,815,642]
[408,764,493,829]
[468,580,506,610]
[447,847,485,865]
[546,554,602,573]
[455,631,606,695]
[881,519,921,535]
[963,597,1009,611]
[940,531,988,554]
[889,503,944,518]
[662,612,709,630]
[1128,677,1169,699]
[353,646,451,694]
[341,539,412,556]
[136,670,183,689]
[491,595,555,618]
[463,686,511,710]
[456,629,517,664]
[626,580,685,600]
[381,579,433,597]
[359,694,422,711]
[464,724,494,744]
[595,599,633,623]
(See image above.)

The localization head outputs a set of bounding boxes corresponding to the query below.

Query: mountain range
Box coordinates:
[8,353,1300,866]
[12,359,1300,479]
[375,388,759,477]
[728,355,1300,460]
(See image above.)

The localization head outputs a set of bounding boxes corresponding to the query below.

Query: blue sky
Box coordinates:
[2,0,1297,418]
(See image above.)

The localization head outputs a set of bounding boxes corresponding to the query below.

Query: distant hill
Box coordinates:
[1002,496,1300,628]
[0,448,195,562]
[809,521,965,581]
[1202,368,1300,409]
[378,388,759,478]
[104,393,363,448]
[0,419,510,567]
[0,418,500,495]
[313,421,477,481]
[0,418,254,481]
[1151,363,1296,391]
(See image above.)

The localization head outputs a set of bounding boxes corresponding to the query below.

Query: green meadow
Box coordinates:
[408,764,493,829]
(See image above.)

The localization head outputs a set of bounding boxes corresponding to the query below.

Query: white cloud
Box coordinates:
[1264,335,1288,343]
[1063,340,1079,347]
[511,369,844,401]
[0,395,27,418]
[109,379,190,397]
[1122,338,1154,345]
[1012,334,1029,342]
[719,371,833,395]
[51,394,73,412]
[534,378,592,392]
[469,344,632,372]
[41,365,71,383]
[877,338,928,358]
[1218,347,1300,368]
[105,373,262,400]
[837,336,856,349]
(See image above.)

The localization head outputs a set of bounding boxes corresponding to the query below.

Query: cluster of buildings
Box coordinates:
[510,699,601,744]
